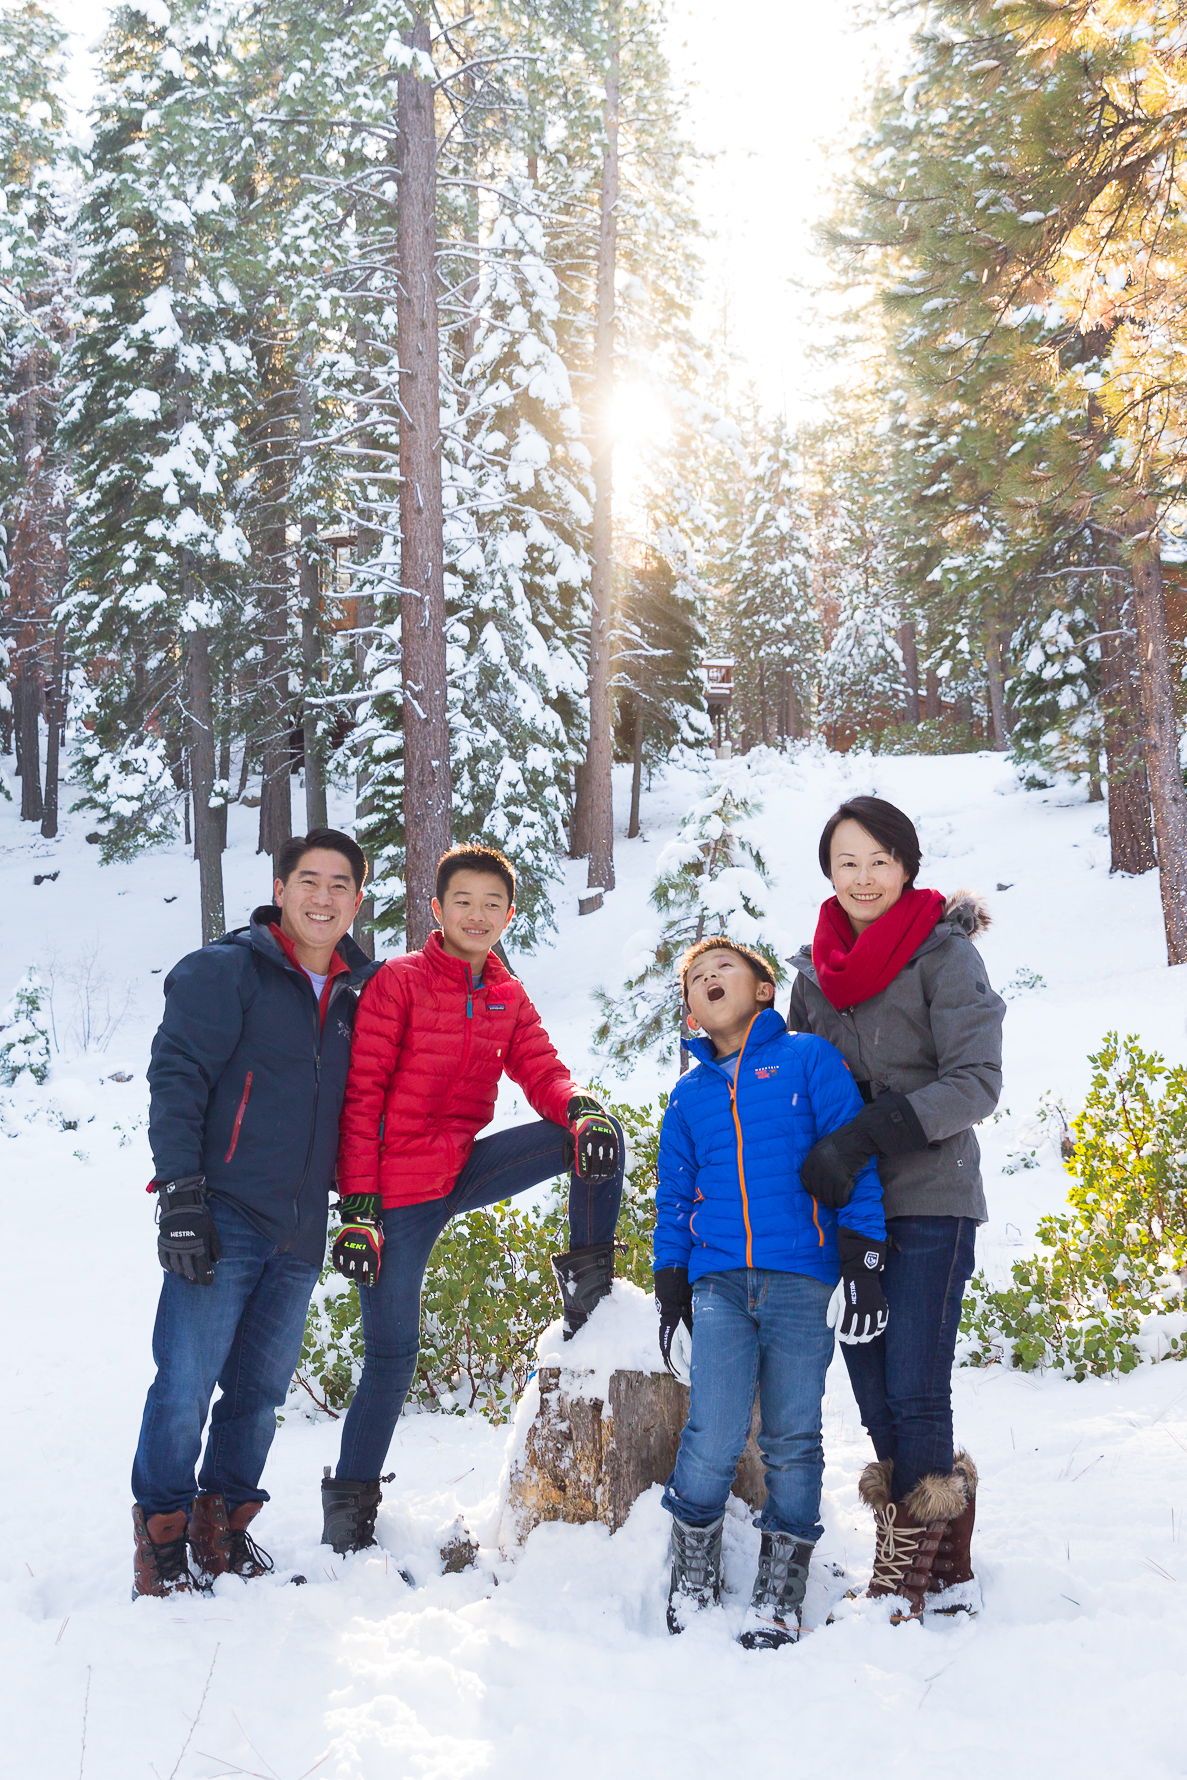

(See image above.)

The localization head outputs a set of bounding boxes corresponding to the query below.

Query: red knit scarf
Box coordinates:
[811,886,945,1011]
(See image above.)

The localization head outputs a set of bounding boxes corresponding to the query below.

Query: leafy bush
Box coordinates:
[961,1033,1187,1380]
[294,1089,664,1423]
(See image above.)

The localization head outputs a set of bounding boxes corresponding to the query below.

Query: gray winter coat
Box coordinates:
[786,893,1005,1222]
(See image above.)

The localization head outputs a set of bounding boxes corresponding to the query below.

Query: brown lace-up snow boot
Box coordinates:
[132,1506,206,1600]
[926,1451,978,1610]
[859,1458,967,1621]
[188,1494,274,1582]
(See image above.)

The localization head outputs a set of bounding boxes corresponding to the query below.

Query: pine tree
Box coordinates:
[0,966,51,1086]
[593,773,784,1071]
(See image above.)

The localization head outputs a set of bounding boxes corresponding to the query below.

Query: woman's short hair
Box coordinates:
[818,796,921,886]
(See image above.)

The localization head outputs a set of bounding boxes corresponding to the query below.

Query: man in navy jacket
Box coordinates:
[654,938,886,1648]
[131,829,377,1599]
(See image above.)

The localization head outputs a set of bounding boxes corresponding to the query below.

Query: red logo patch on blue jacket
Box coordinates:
[754,1065,778,1079]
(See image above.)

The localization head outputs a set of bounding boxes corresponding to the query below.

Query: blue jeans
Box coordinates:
[662,1268,835,1544]
[132,1200,319,1516]
[336,1118,624,1480]
[842,1215,977,1499]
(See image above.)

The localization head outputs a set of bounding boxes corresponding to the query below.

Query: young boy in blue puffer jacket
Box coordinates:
[654,938,887,1647]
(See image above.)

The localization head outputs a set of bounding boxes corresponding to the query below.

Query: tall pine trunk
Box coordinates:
[583,1,620,892]
[299,377,328,832]
[185,609,225,944]
[1124,499,1187,961]
[984,624,1009,751]
[40,618,65,839]
[352,322,376,958]
[397,11,452,950]
[1096,571,1155,875]
[257,529,292,867]
[14,652,42,822]
[898,621,921,724]
[627,700,643,838]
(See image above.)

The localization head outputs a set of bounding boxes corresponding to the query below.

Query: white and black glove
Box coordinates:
[654,1265,694,1381]
[827,1229,888,1345]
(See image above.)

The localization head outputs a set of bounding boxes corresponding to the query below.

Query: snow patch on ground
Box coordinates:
[3,745,1187,1774]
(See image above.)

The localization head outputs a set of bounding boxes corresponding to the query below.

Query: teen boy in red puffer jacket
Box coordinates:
[322,844,622,1555]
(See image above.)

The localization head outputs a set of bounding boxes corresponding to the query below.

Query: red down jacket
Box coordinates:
[335,929,580,1208]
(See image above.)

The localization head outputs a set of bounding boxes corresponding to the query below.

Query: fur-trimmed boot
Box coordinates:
[859,1458,968,1621]
[926,1451,979,1613]
[550,1242,614,1340]
[738,1531,814,1650]
[666,1514,723,1634]
[188,1493,274,1582]
[132,1506,206,1601]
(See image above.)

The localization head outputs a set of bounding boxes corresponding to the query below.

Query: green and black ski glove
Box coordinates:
[332,1192,385,1287]
[566,1094,620,1182]
[156,1175,221,1286]
[801,1090,929,1210]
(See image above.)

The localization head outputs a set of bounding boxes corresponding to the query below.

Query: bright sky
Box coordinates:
[36,0,902,422]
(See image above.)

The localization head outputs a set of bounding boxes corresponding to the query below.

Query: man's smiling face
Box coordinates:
[432,870,513,966]
[274,848,363,961]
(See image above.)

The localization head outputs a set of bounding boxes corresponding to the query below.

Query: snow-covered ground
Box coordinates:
[3,745,1187,1778]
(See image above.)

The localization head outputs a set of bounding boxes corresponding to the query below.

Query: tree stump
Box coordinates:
[500,1365,765,1548]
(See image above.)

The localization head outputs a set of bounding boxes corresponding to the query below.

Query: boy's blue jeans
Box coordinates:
[336,1117,624,1481]
[841,1215,977,1499]
[132,1200,320,1516]
[662,1267,835,1544]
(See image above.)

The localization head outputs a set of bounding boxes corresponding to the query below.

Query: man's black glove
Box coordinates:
[156,1175,221,1286]
[332,1192,384,1287]
[654,1265,694,1377]
[801,1090,929,1210]
[828,1230,889,1345]
[566,1094,620,1182]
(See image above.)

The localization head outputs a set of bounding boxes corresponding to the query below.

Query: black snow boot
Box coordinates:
[320,1469,383,1556]
[550,1241,614,1340]
[738,1531,814,1649]
[666,1513,724,1634]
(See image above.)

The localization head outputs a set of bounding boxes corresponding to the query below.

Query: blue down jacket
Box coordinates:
[147,907,380,1266]
[654,1007,885,1286]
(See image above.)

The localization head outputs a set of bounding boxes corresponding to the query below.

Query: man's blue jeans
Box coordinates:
[132,1200,319,1516]
[841,1215,977,1499]
[336,1117,624,1481]
[662,1267,835,1544]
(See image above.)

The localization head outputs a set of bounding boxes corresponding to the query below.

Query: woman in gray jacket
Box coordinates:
[789,795,1005,1618]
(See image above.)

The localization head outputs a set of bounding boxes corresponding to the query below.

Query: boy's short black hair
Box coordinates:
[817,796,921,887]
[679,937,776,1005]
[276,829,368,893]
[435,844,516,907]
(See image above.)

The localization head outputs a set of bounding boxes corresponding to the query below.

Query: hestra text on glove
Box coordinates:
[156,1175,221,1286]
[827,1229,889,1345]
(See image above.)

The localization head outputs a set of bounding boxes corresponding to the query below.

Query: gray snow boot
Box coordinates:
[666,1513,724,1634]
[320,1469,382,1556]
[738,1531,814,1649]
[550,1241,614,1339]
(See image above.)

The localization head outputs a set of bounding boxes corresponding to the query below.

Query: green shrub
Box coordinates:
[294,1089,664,1423]
[961,1033,1187,1380]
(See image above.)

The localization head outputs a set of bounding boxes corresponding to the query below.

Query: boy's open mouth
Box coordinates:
[706,984,725,1002]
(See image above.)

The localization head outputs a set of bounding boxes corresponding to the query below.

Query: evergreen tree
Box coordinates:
[594,773,784,1070]
[0,966,51,1086]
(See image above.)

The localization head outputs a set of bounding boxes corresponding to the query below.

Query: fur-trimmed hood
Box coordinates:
[943,890,991,939]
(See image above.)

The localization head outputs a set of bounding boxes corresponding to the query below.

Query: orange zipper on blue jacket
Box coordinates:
[728,1014,760,1267]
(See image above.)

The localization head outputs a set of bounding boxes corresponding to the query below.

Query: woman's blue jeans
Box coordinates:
[132,1200,320,1516]
[335,1118,624,1481]
[841,1215,977,1499]
[662,1268,835,1544]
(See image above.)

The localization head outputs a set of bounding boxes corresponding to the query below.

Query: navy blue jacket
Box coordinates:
[147,907,380,1265]
[654,1008,885,1286]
